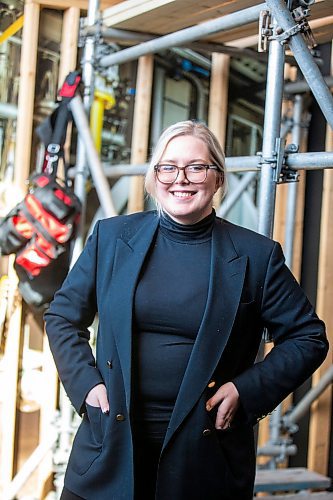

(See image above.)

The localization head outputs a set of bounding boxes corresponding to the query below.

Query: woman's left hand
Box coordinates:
[206,382,240,430]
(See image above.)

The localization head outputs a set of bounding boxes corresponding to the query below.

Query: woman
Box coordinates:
[45,120,328,500]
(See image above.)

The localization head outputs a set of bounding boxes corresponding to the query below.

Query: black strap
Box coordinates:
[21,202,61,247]
[43,71,81,179]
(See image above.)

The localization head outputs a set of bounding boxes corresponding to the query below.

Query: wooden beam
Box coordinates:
[37,10,80,496]
[208,53,230,208]
[58,7,80,85]
[208,53,229,147]
[127,55,154,213]
[58,7,81,173]
[27,0,117,11]
[0,260,24,487]
[307,53,333,473]
[13,1,40,196]
[103,0,175,27]
[258,65,306,466]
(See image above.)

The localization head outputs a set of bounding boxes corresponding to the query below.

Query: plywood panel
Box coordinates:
[127,55,154,213]
[102,0,333,47]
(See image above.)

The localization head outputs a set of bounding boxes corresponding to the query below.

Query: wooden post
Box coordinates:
[127,55,154,214]
[57,7,81,176]
[38,8,81,497]
[208,53,229,147]
[0,260,24,488]
[307,57,333,473]
[1,2,39,490]
[258,65,308,466]
[13,1,40,196]
[208,53,230,208]
[58,7,80,85]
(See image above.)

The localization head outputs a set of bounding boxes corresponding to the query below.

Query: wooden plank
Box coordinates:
[254,467,331,493]
[209,52,230,208]
[127,55,154,213]
[307,54,333,474]
[0,260,24,488]
[27,0,121,11]
[37,11,80,495]
[58,7,81,172]
[257,66,299,469]
[256,493,333,500]
[58,7,80,85]
[13,1,40,197]
[103,0,260,31]
[101,0,333,46]
[103,0,176,27]
[208,53,229,148]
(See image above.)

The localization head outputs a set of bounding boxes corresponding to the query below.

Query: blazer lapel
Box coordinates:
[108,215,159,411]
[163,220,248,450]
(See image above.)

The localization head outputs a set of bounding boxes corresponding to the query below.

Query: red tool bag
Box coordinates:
[0,172,81,277]
[0,71,82,309]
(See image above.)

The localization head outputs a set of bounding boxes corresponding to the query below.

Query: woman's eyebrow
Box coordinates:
[160,158,208,163]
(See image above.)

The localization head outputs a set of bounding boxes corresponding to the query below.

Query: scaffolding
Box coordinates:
[73,0,333,479]
[0,0,333,498]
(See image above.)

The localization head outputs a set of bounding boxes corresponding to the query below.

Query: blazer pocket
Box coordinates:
[69,408,104,476]
[85,402,104,445]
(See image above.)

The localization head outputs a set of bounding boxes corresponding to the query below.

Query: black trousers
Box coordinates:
[60,487,84,500]
[60,434,163,500]
[133,432,162,500]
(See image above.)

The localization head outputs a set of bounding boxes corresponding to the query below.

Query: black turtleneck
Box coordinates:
[132,210,215,439]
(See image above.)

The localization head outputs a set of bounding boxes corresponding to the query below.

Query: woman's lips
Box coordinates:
[170,191,196,198]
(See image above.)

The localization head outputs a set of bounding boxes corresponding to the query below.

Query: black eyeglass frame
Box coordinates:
[153,164,221,184]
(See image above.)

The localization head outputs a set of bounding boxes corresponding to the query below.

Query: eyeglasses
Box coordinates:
[154,163,219,184]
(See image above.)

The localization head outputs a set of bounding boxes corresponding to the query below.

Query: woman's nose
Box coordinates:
[175,168,189,184]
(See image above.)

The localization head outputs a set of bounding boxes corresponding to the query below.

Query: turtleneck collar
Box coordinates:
[159,209,215,243]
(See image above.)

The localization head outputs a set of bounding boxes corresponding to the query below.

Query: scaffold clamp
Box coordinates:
[278,143,300,184]
[272,6,316,48]
[257,139,300,184]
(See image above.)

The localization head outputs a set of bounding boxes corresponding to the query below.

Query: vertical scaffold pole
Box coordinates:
[257,21,285,237]
[284,95,303,268]
[71,0,100,263]
[55,0,100,495]
[257,19,285,468]
[265,0,333,129]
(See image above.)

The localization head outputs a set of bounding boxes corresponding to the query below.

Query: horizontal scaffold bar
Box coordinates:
[68,152,333,179]
[98,3,266,67]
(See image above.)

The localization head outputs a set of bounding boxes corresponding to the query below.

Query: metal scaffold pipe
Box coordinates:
[257,22,285,238]
[265,0,333,129]
[80,151,333,181]
[256,20,285,466]
[287,151,333,169]
[70,95,117,218]
[284,95,303,268]
[218,172,257,218]
[284,75,333,95]
[72,0,101,264]
[98,3,266,67]
[283,364,333,428]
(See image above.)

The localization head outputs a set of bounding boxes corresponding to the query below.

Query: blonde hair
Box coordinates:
[145,120,227,209]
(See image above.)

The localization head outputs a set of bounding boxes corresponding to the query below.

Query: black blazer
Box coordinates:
[45,211,328,500]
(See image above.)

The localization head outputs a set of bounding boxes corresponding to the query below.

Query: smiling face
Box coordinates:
[155,135,222,225]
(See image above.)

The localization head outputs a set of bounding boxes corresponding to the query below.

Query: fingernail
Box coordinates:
[102,408,109,414]
[206,404,211,411]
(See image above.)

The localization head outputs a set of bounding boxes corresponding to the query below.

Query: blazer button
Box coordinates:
[116,413,125,422]
[107,360,112,368]
[202,428,212,437]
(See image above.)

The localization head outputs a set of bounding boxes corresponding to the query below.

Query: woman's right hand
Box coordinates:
[85,383,109,414]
